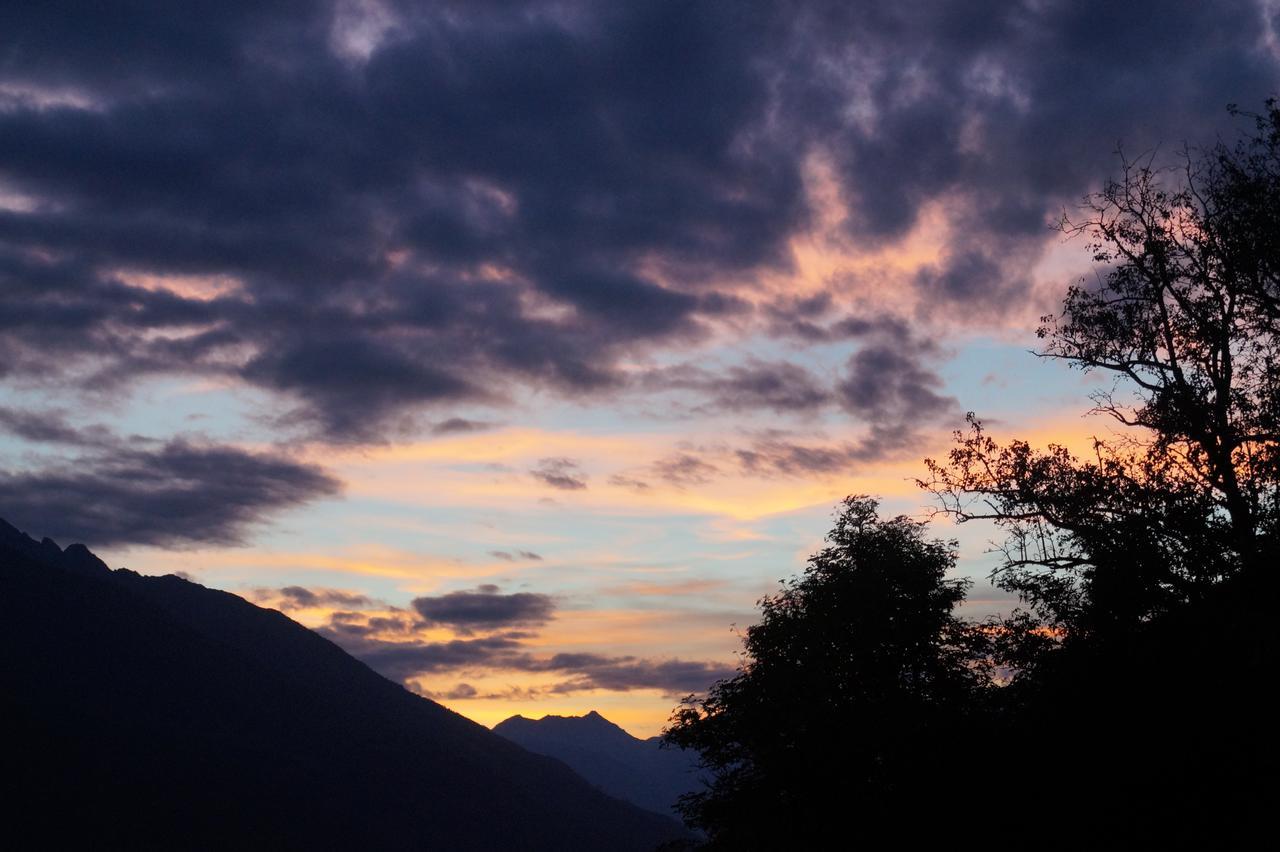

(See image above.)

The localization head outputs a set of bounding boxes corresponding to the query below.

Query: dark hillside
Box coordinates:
[0,519,688,851]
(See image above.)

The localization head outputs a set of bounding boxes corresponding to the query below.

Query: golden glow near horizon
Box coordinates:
[101,399,1112,737]
[79,159,1105,735]
[78,142,1109,740]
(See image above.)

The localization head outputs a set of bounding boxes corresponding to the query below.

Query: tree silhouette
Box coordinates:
[663,103,1280,848]
[913,103,1280,844]
[663,497,987,848]
[923,102,1280,640]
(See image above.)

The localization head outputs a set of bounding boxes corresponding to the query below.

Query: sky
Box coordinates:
[2,0,1277,736]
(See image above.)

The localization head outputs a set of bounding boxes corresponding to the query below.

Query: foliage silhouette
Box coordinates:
[669,102,1280,848]
[912,101,1280,844]
[923,101,1280,640]
[663,497,988,848]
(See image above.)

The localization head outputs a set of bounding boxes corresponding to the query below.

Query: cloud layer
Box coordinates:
[297,582,734,698]
[411,584,555,633]
[2,1,1275,552]
[0,441,338,549]
[3,0,1273,445]
[0,410,339,547]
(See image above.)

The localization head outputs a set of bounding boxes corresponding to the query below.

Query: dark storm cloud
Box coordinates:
[2,1,1275,440]
[800,0,1277,313]
[0,1,797,439]
[837,342,955,426]
[240,334,482,440]
[0,438,340,548]
[411,584,555,633]
[530,458,588,491]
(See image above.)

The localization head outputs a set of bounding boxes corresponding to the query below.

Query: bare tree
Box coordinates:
[923,101,1280,636]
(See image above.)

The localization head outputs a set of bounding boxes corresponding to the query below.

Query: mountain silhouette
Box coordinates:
[0,518,689,851]
[495,711,701,818]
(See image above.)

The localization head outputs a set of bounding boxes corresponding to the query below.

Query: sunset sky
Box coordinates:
[2,0,1276,736]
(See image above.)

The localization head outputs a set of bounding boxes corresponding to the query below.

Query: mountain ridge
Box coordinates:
[0,518,689,851]
[494,710,702,819]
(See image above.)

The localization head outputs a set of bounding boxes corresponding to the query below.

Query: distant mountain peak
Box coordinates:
[0,518,109,577]
[498,710,624,733]
[494,710,701,819]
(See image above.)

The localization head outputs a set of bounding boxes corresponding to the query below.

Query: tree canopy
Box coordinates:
[668,101,1280,848]
[663,497,986,848]
[923,102,1280,639]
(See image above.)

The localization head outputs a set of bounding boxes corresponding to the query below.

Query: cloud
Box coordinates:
[608,474,652,492]
[0,437,340,548]
[647,360,833,414]
[629,325,962,484]
[734,437,865,478]
[0,3,794,440]
[540,654,737,696]
[250,585,374,612]
[488,549,543,562]
[619,414,951,486]
[323,610,422,639]
[411,584,555,633]
[240,334,483,441]
[0,406,111,446]
[424,682,480,701]
[650,452,720,487]
[338,634,528,681]
[837,344,954,426]
[432,417,495,435]
[313,588,735,697]
[330,630,734,699]
[2,1,1271,442]
[530,457,588,491]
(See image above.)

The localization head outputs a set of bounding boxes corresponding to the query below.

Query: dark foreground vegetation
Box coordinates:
[0,520,689,851]
[664,103,1280,848]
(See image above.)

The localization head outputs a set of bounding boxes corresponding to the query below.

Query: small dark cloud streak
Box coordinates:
[411,584,555,634]
[330,630,735,699]
[647,360,833,414]
[488,549,543,561]
[311,580,735,698]
[271,586,373,611]
[531,458,588,491]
